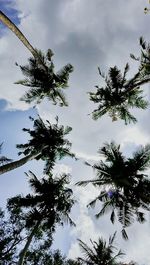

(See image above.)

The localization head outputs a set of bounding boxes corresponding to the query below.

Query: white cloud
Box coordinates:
[68,185,100,259]
[120,125,150,147]
[53,163,72,175]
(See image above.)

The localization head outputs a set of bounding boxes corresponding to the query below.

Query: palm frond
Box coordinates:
[15,49,73,106]
[121,228,128,240]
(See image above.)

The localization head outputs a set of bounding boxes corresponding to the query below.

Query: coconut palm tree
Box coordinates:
[77,142,150,239]
[15,49,73,106]
[0,10,73,106]
[78,232,124,265]
[0,116,74,175]
[89,65,149,124]
[7,171,75,265]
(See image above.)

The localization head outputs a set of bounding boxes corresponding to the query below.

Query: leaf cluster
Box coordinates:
[78,232,124,265]
[16,116,75,173]
[7,171,75,234]
[15,49,73,106]
[77,142,150,239]
[89,65,148,124]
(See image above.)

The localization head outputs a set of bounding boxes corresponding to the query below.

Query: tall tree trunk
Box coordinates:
[0,152,41,175]
[0,10,48,72]
[0,10,36,57]
[18,220,41,265]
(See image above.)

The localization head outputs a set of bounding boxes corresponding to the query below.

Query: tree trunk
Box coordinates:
[0,10,49,72]
[0,10,36,57]
[0,152,41,175]
[18,220,41,265]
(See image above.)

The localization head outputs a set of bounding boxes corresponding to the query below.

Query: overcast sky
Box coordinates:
[0,0,150,264]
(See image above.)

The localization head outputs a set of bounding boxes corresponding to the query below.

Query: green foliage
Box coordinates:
[7,171,75,263]
[8,171,75,231]
[89,65,149,124]
[78,232,124,265]
[16,116,75,173]
[0,207,25,264]
[15,49,74,106]
[77,142,150,238]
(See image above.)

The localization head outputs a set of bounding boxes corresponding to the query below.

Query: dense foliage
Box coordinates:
[15,49,73,106]
[77,142,150,239]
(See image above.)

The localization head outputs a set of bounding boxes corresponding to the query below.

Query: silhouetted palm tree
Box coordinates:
[7,171,75,265]
[15,49,73,106]
[89,65,149,124]
[78,232,124,265]
[0,10,73,106]
[77,142,150,239]
[0,116,74,175]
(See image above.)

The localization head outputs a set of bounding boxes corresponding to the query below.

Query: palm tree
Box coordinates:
[0,116,75,175]
[78,232,124,265]
[77,142,150,239]
[15,49,73,105]
[89,65,149,124]
[7,171,75,265]
[0,10,73,106]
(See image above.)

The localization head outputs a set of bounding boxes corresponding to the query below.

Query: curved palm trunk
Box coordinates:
[0,11,49,74]
[0,152,41,175]
[0,10,36,57]
[18,220,41,265]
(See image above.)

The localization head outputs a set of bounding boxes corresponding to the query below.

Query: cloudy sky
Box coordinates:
[0,0,150,264]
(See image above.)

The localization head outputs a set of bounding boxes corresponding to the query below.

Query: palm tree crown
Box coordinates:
[15,49,73,106]
[8,171,75,264]
[77,142,150,239]
[0,116,75,175]
[8,171,75,229]
[16,115,75,173]
[0,11,73,107]
[89,65,149,124]
[78,232,124,265]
